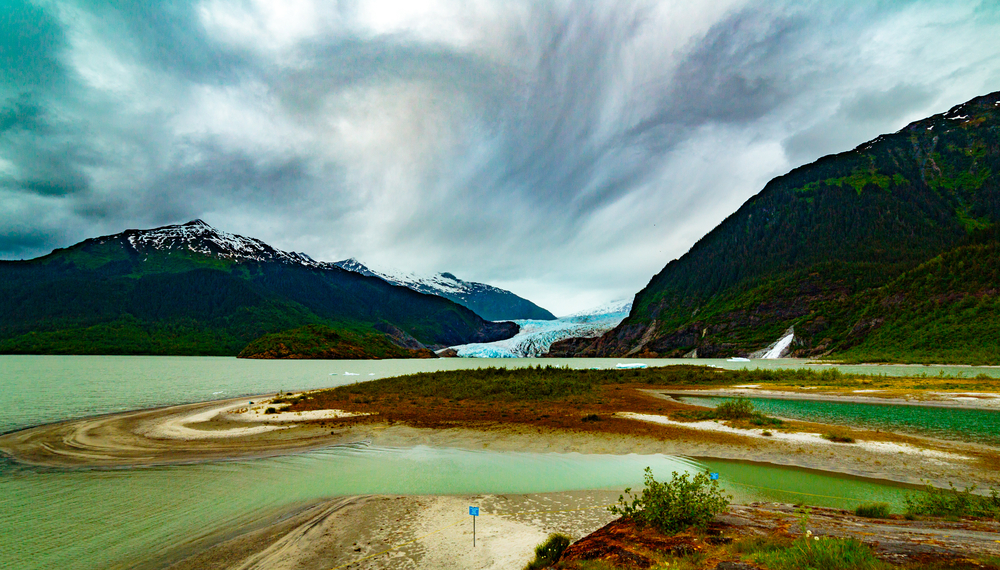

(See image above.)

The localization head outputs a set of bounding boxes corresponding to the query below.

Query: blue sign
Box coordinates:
[469,506,479,516]
[710,472,719,480]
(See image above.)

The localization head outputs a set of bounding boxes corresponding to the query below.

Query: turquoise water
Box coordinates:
[680,396,1000,445]
[0,356,970,570]
[0,446,915,570]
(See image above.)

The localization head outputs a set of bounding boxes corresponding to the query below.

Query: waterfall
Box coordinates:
[762,330,795,359]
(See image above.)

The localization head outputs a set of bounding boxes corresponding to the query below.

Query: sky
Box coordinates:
[3,1,1000,316]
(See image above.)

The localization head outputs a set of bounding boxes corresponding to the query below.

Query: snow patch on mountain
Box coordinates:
[451,298,633,358]
[333,259,556,321]
[119,220,323,267]
[334,259,470,295]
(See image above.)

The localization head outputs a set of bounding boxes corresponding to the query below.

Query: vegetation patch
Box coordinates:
[739,535,889,570]
[821,432,856,443]
[524,533,571,570]
[905,483,1000,520]
[674,397,784,428]
[237,324,437,360]
[609,468,731,535]
[854,503,890,518]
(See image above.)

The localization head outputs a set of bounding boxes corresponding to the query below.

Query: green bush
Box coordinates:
[523,533,570,570]
[609,468,731,534]
[715,397,755,419]
[905,482,1000,519]
[854,503,890,518]
[264,407,278,414]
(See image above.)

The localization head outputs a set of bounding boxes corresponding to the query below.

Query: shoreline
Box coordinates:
[2,389,997,493]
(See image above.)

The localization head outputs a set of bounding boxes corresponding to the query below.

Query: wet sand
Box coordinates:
[2,389,997,492]
[162,490,624,570]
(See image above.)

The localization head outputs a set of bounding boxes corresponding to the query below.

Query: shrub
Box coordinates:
[609,468,731,534]
[715,397,755,419]
[822,432,856,443]
[523,533,570,570]
[581,414,601,422]
[264,407,278,414]
[854,503,890,518]
[905,482,1000,519]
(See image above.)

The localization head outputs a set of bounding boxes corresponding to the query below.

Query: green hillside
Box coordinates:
[575,91,1000,363]
[0,223,517,356]
[238,325,438,359]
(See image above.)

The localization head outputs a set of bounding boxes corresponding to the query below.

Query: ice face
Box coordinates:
[450,298,633,357]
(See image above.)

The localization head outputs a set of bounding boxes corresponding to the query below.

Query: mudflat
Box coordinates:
[2,386,997,493]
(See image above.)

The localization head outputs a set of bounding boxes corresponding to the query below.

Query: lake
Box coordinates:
[3,355,987,570]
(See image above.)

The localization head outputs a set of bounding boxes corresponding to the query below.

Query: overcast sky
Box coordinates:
[3,1,1000,315]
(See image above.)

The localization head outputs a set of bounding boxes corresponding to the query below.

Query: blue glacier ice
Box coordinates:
[450,298,633,358]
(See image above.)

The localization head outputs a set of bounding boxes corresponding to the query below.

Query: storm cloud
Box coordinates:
[3,0,1000,314]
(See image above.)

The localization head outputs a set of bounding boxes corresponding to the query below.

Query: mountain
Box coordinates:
[449,298,632,358]
[333,258,556,321]
[573,91,1000,363]
[0,220,518,356]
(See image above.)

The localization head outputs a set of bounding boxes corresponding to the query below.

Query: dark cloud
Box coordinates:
[655,8,803,127]
[0,1,68,95]
[0,96,44,134]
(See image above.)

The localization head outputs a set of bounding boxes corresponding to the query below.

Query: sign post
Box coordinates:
[469,506,479,547]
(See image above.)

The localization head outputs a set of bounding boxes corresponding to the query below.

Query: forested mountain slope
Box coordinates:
[0,221,517,356]
[574,91,1000,363]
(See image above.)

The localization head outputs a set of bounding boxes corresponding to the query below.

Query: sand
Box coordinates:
[161,490,625,570]
[658,387,1000,409]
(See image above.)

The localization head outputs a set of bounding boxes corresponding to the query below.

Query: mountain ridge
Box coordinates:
[333,258,556,321]
[569,90,1000,363]
[0,221,518,356]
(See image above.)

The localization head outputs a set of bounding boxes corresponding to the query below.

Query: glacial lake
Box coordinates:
[2,355,995,570]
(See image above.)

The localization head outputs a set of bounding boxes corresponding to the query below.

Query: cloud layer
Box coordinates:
[3,0,1000,314]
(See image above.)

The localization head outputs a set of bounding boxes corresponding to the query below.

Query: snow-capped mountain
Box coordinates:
[93,221,552,322]
[450,298,633,358]
[12,219,519,355]
[100,219,324,267]
[333,258,556,321]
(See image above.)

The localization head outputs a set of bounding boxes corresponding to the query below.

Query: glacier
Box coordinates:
[449,298,633,358]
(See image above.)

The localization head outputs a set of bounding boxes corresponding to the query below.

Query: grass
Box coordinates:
[524,533,570,570]
[300,365,998,409]
[854,503,890,518]
[821,432,856,443]
[904,482,1000,519]
[739,535,890,570]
